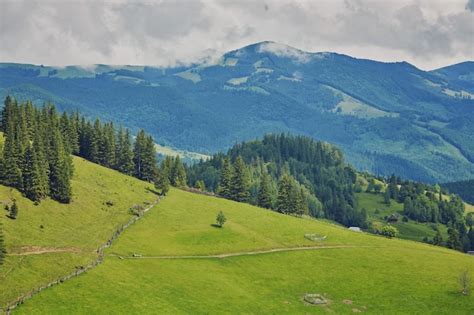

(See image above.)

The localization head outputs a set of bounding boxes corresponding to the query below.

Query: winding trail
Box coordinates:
[110,245,379,260]
[7,246,82,256]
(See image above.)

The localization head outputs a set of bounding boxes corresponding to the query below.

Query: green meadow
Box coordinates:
[13,189,474,314]
[0,157,156,309]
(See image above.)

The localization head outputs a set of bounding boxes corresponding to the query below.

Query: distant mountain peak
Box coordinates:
[228,41,328,64]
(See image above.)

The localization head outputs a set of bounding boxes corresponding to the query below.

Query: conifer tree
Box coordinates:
[155,165,170,196]
[9,201,18,219]
[257,171,272,209]
[22,144,47,201]
[230,156,250,202]
[48,129,72,203]
[276,174,293,214]
[133,130,146,179]
[1,119,23,189]
[217,157,233,199]
[170,155,186,187]
[116,127,134,175]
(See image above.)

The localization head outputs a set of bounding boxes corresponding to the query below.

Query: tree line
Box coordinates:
[0,96,187,205]
[187,134,364,227]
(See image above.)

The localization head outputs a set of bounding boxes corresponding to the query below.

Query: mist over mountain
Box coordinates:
[1,41,473,183]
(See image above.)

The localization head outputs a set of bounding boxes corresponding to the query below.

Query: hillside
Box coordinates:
[0,156,157,310]
[13,188,474,314]
[1,43,474,183]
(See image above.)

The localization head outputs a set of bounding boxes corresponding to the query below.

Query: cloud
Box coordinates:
[0,0,472,70]
[466,0,474,11]
[257,42,312,63]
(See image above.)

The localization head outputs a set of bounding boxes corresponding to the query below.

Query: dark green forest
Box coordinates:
[188,134,365,227]
[442,179,474,204]
[0,96,186,204]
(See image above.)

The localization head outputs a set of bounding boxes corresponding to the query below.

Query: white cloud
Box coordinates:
[0,0,472,70]
[257,42,313,64]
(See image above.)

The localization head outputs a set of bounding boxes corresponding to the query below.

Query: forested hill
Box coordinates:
[188,134,363,227]
[1,42,473,183]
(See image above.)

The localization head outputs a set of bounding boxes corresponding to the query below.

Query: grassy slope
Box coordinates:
[0,157,156,308]
[17,189,474,314]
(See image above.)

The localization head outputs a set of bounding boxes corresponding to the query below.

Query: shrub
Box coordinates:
[381,225,398,238]
[216,211,226,228]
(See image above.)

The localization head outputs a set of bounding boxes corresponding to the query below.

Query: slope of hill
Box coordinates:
[0,156,157,310]
[1,42,473,183]
[14,188,474,314]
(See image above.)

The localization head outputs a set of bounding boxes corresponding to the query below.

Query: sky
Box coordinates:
[0,0,473,70]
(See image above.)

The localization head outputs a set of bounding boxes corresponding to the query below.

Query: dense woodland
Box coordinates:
[187,134,366,227]
[0,96,185,206]
[442,179,474,204]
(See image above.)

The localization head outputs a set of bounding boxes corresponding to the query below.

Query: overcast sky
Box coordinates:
[0,0,473,70]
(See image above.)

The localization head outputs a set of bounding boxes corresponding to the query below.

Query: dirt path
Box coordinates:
[7,246,82,256]
[111,245,378,260]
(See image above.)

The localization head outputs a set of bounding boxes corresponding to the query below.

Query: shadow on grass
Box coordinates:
[210,224,223,228]
[146,187,161,196]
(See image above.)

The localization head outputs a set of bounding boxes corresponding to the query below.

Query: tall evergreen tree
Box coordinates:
[133,130,146,179]
[217,157,233,199]
[48,129,72,203]
[170,155,186,187]
[22,144,47,201]
[116,127,134,175]
[155,165,170,196]
[1,118,23,189]
[230,156,250,202]
[257,171,272,209]
[276,174,293,214]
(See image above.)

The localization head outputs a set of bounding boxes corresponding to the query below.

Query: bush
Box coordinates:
[216,211,226,228]
[128,204,145,217]
[381,225,398,238]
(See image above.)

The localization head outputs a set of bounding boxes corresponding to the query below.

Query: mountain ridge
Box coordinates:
[1,42,473,183]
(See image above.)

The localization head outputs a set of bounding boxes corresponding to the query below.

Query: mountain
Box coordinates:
[1,41,473,183]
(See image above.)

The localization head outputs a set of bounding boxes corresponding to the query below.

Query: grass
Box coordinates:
[14,188,474,314]
[0,156,156,308]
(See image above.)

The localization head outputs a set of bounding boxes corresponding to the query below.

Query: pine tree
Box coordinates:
[9,201,18,219]
[155,166,170,196]
[22,144,47,201]
[1,118,23,189]
[217,157,233,199]
[49,129,72,203]
[230,156,250,202]
[257,171,272,209]
[133,130,146,179]
[116,127,134,175]
[276,174,293,214]
[170,155,186,187]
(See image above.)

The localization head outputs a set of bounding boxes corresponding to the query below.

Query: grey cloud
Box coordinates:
[0,0,472,69]
[466,0,474,11]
